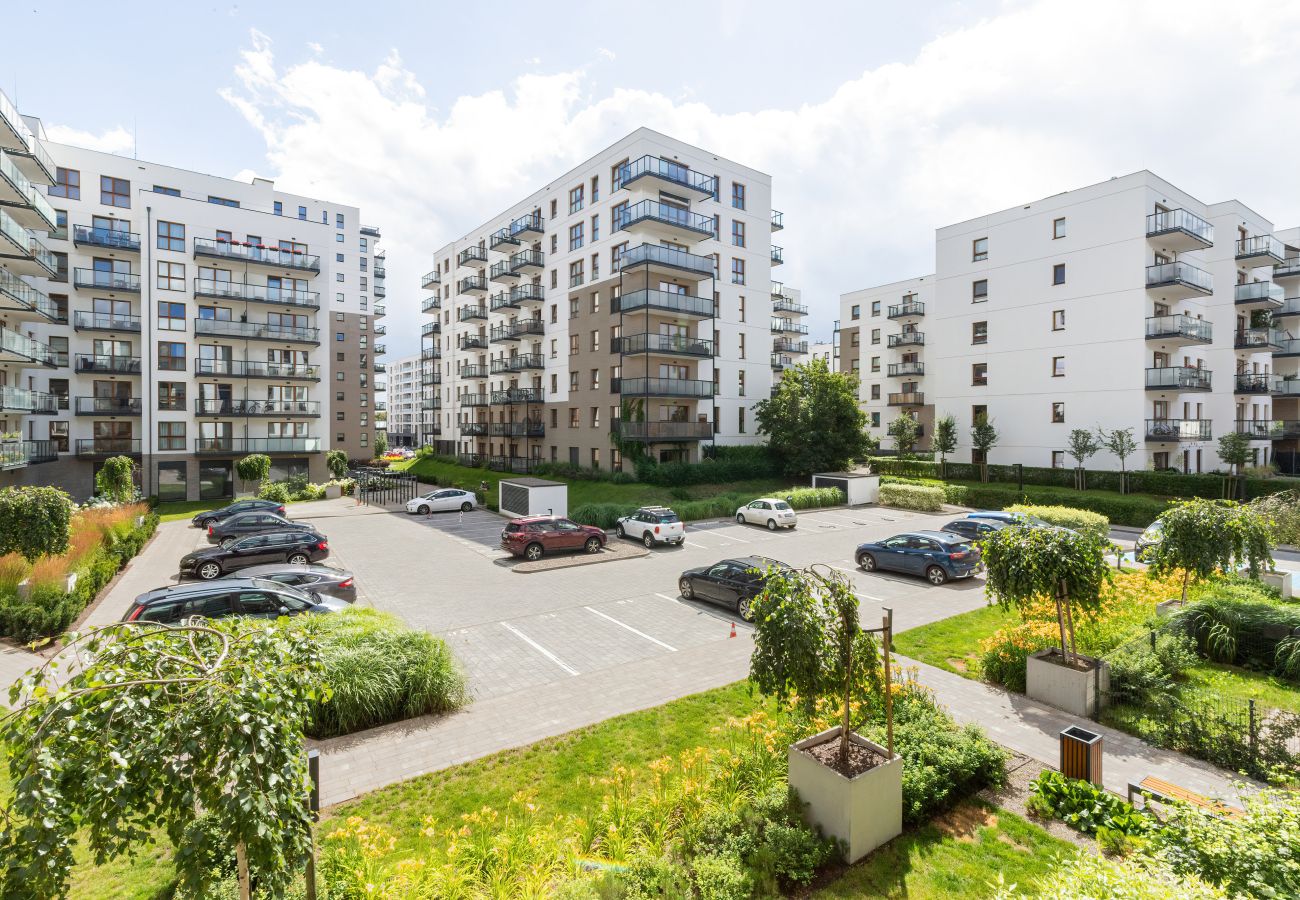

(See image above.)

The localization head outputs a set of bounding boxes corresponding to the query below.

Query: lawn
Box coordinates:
[893,604,1013,678]
[1183,661,1300,715]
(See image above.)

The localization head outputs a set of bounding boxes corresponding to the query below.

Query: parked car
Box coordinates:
[407,488,477,515]
[855,530,981,585]
[191,498,286,528]
[965,510,1051,529]
[678,556,794,621]
[123,577,347,624]
[616,506,685,548]
[735,498,798,531]
[228,563,357,603]
[1135,520,1163,561]
[180,531,330,580]
[940,518,1009,542]
[501,516,606,561]
[207,511,315,546]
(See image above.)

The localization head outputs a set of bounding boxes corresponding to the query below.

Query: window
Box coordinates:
[870,384,880,400]
[274,201,283,216]
[50,167,79,199]
[1052,263,1066,285]
[157,301,185,331]
[207,195,239,208]
[336,212,345,229]
[871,301,881,317]
[591,214,599,242]
[156,221,184,251]
[48,376,68,408]
[870,355,880,373]
[731,258,745,285]
[569,334,579,356]
[738,332,746,358]
[850,304,861,320]
[569,297,579,319]
[972,237,988,261]
[972,321,988,344]
[731,182,746,210]
[871,412,881,428]
[590,330,600,352]
[1052,309,1066,331]
[157,342,185,371]
[336,233,344,243]
[159,380,187,413]
[590,407,600,428]
[298,205,307,220]
[1051,402,1065,423]
[569,408,579,428]
[99,175,130,208]
[157,424,184,458]
[336,273,344,282]
[1052,356,1065,377]
[51,209,67,241]
[154,185,180,197]
[972,279,988,301]
[156,262,185,291]
[569,260,584,287]
[972,363,988,386]
[569,222,584,251]
[850,331,860,347]
[569,185,584,214]
[731,220,746,247]
[1051,451,1065,468]
[1053,217,1067,239]
[870,328,880,345]
[569,371,579,392]
[591,368,600,390]
[591,175,599,202]
[738,406,746,433]
[48,420,69,452]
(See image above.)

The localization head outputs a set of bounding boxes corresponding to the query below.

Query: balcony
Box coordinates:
[1266,420,1300,439]
[490,319,544,343]
[0,89,54,181]
[615,155,716,198]
[614,377,714,399]
[420,321,438,338]
[421,296,441,315]
[195,399,320,417]
[492,388,545,404]
[456,304,487,323]
[509,249,544,273]
[771,210,784,232]
[0,267,60,322]
[1236,235,1284,267]
[1235,281,1284,309]
[887,391,925,407]
[0,151,56,230]
[1274,256,1300,281]
[490,228,520,251]
[773,295,808,316]
[0,385,55,413]
[75,354,140,375]
[372,362,386,374]
[1144,419,1211,441]
[771,319,809,334]
[194,238,320,273]
[489,260,518,283]
[420,397,439,411]
[73,268,141,293]
[489,421,545,438]
[1235,373,1278,394]
[0,440,57,469]
[1235,328,1282,351]
[458,246,488,267]
[510,282,545,305]
[194,437,322,455]
[886,301,925,320]
[1145,313,1212,345]
[462,393,491,408]
[617,420,713,442]
[489,292,519,313]
[460,333,489,351]
[1145,366,1212,391]
[374,324,387,337]
[1145,209,1214,251]
[458,275,488,294]
[461,422,489,436]
[72,224,140,253]
[71,396,140,416]
[76,438,141,458]
[486,456,540,473]
[194,319,319,344]
[615,243,715,281]
[617,333,714,358]
[420,371,439,386]
[420,346,438,360]
[771,353,792,371]
[1275,338,1300,358]
[374,264,386,279]
[613,199,716,242]
[509,212,544,238]
[888,362,925,377]
[0,208,55,277]
[506,353,545,372]
[73,311,141,334]
[1236,420,1283,440]
[771,246,784,266]
[193,278,319,309]
[887,332,925,348]
[1275,378,1300,398]
[615,288,715,318]
[373,285,386,299]
[1146,261,1212,299]
[421,270,441,290]
[194,359,321,381]
[773,337,808,354]
[460,364,489,379]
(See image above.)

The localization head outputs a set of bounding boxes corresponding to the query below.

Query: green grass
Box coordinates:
[155,495,329,523]
[893,604,1015,678]
[812,800,1076,899]
[1183,662,1300,715]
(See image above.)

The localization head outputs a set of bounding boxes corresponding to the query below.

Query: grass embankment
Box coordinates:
[893,604,1016,678]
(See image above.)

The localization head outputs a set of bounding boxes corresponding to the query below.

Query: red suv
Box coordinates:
[501,516,606,561]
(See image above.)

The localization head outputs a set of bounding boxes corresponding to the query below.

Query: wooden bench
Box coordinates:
[1127,776,1245,820]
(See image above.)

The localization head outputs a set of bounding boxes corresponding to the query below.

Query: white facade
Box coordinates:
[384,352,421,446]
[841,171,1300,474]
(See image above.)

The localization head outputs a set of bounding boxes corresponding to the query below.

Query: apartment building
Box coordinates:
[384,352,421,447]
[418,128,798,471]
[840,171,1300,474]
[0,89,386,501]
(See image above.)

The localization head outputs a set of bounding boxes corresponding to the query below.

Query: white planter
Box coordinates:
[135,515,145,528]
[324,484,342,499]
[1261,570,1294,600]
[1026,648,1109,718]
[787,726,902,863]
[16,571,78,599]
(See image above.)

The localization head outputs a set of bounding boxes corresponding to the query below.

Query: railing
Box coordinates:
[771,319,809,334]
[459,304,488,321]
[489,292,518,312]
[193,279,320,308]
[487,455,539,473]
[773,296,808,315]
[418,346,437,359]
[773,338,808,353]
[490,228,520,250]
[373,304,386,318]
[613,377,714,398]
[489,421,545,438]
[1234,373,1278,394]
[509,249,544,271]
[374,324,387,336]
[461,393,491,407]
[491,388,544,404]
[507,353,545,371]
[1146,209,1213,244]
[887,332,925,348]
[461,422,488,436]
[0,440,57,469]
[489,260,516,281]
[887,301,925,319]
[1146,261,1212,293]
[458,246,488,266]
[422,296,440,314]
[0,385,54,413]
[613,200,716,237]
[888,391,924,406]
[1235,420,1281,439]
[194,238,320,272]
[73,397,141,415]
[420,321,438,337]
[194,359,320,380]
[0,325,55,365]
[1145,314,1212,343]
[458,275,488,293]
[421,270,440,289]
[73,312,141,332]
[75,354,140,374]
[1274,257,1300,279]
[373,265,386,279]
[194,437,322,454]
[193,319,319,342]
[460,334,489,351]
[771,210,784,230]
[615,288,715,317]
[460,364,490,378]
[1236,235,1284,261]
[771,354,793,369]
[73,269,140,292]
[0,267,59,321]
[0,151,55,228]
[195,399,321,416]
[76,438,141,457]
[0,209,55,275]
[490,320,544,341]
[72,224,140,252]
[615,243,715,277]
[617,420,713,441]
[888,362,925,377]
[1145,366,1212,391]
[616,333,714,356]
[1235,328,1282,350]
[771,246,784,265]
[1235,281,1285,305]
[510,212,544,236]
[1144,419,1211,441]
[510,283,545,303]
[615,155,716,195]
[1275,338,1300,356]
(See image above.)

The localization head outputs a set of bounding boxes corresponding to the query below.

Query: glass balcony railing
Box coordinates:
[1146,208,1213,245]
[1236,235,1284,262]
[771,210,784,231]
[613,377,714,398]
[509,249,544,271]
[1145,366,1212,391]
[70,311,140,332]
[615,288,715,317]
[459,304,488,321]
[617,420,713,441]
[0,327,55,366]
[1146,261,1212,294]
[615,243,715,278]
[72,224,141,252]
[773,295,809,315]
[458,246,488,266]
[75,354,141,374]
[615,155,716,195]
[194,238,320,272]
[75,438,141,457]
[0,89,55,181]
[490,228,520,250]
[771,246,784,265]
[887,301,925,319]
[1235,281,1285,306]
[509,212,544,236]
[194,399,321,417]
[888,391,925,406]
[510,283,545,303]
[1145,314,1212,343]
[613,200,716,238]
[460,364,489,379]
[194,359,320,380]
[73,397,142,415]
[1234,373,1278,394]
[1235,328,1283,350]
[421,269,440,289]
[193,278,319,308]
[616,333,714,357]
[73,269,140,292]
[194,437,322,454]
[0,440,57,469]
[491,388,545,404]
[0,150,55,228]
[0,209,55,275]
[458,275,488,293]
[771,354,793,370]
[0,385,56,413]
[1145,419,1212,441]
[0,266,59,321]
[193,319,319,343]
[773,338,809,354]
[888,362,925,377]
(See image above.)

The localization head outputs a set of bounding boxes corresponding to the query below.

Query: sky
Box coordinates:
[8,0,1300,359]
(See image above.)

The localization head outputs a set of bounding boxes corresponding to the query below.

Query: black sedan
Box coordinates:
[939,518,1009,542]
[124,578,349,624]
[180,530,330,581]
[678,555,794,622]
[230,563,357,603]
[207,511,315,546]
[191,498,286,528]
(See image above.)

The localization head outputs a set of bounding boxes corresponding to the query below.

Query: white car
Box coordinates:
[616,506,685,548]
[736,498,798,531]
[407,488,477,515]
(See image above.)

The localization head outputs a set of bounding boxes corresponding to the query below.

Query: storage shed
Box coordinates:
[812,472,879,506]
[498,477,568,519]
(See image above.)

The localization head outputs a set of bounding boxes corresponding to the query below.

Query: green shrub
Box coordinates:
[569,503,636,530]
[1250,489,1300,546]
[1006,504,1110,540]
[257,481,292,504]
[1166,595,1300,677]
[957,484,1169,527]
[690,852,750,900]
[0,486,74,562]
[783,486,845,509]
[325,449,349,480]
[1106,632,1199,703]
[867,457,942,478]
[1027,771,1152,836]
[878,482,944,511]
[997,854,1232,899]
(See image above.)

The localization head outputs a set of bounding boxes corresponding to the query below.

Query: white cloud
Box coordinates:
[307,41,323,54]
[219,1,1300,356]
[43,124,133,155]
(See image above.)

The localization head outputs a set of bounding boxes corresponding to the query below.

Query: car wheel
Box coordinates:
[926,565,949,586]
[461,501,473,512]
[737,596,755,623]
[584,537,603,554]
[616,523,626,538]
[197,562,222,580]
[767,519,777,531]
[288,553,309,565]
[679,577,694,600]
[196,517,213,529]
[418,504,431,515]
[643,532,655,549]
[525,542,544,561]
[859,553,877,571]
[736,513,745,524]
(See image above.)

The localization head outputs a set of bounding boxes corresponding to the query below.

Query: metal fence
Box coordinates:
[350,468,420,507]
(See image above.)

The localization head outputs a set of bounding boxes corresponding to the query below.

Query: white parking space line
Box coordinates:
[500,622,579,676]
[585,606,677,651]
[654,592,681,603]
[854,591,889,603]
[716,530,751,543]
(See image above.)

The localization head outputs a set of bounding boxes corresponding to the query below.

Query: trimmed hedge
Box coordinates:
[1006,504,1109,540]
[878,483,945,512]
[960,485,1168,527]
[568,486,845,530]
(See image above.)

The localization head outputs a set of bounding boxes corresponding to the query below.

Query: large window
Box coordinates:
[158,342,186,371]
[731,258,745,285]
[158,382,186,411]
[50,167,80,199]
[156,461,187,502]
[569,185,584,214]
[731,220,745,247]
[157,301,185,331]
[101,176,130,208]
[158,421,186,451]
[972,237,988,261]
[731,182,746,210]
[157,261,185,291]
[157,221,185,251]
[569,222,584,251]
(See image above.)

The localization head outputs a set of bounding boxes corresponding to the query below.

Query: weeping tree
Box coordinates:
[1066,428,1100,491]
[933,414,957,479]
[982,526,1112,668]
[970,414,999,483]
[1145,498,1274,603]
[1097,426,1136,495]
[95,455,138,503]
[0,486,73,562]
[325,448,349,480]
[1216,432,1252,500]
[234,453,271,495]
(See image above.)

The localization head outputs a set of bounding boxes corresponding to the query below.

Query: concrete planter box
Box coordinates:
[1261,570,1294,599]
[324,484,342,499]
[788,726,902,863]
[1026,648,1109,718]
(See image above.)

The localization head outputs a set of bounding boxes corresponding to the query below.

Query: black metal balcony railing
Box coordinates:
[1144,419,1212,441]
[510,212,544,237]
[1235,328,1282,350]
[420,371,439,386]
[194,238,320,273]
[773,296,808,315]
[194,437,322,454]
[614,288,715,318]
[73,397,142,416]
[420,321,438,338]
[462,393,491,407]
[0,440,58,469]
[73,311,141,332]
[421,296,441,315]
[771,210,784,231]
[194,359,321,381]
[419,346,438,360]
[887,332,925,348]
[489,260,517,282]
[460,364,489,379]
[616,333,714,357]
[193,319,319,343]
[490,320,544,342]
[1145,314,1212,343]
[75,354,141,375]
[490,228,520,250]
[771,319,810,334]
[1236,420,1283,439]
[195,399,321,417]
[459,304,488,321]
[461,422,489,436]
[193,278,320,309]
[613,377,714,399]
[773,338,808,354]
[509,249,544,272]
[72,225,140,252]
[508,353,545,371]
[372,362,387,374]
[460,334,489,351]
[459,275,488,294]
[616,420,713,442]
[615,243,715,278]
[489,292,518,313]
[1145,366,1213,391]
[888,362,925,377]
[73,269,140,292]
[489,421,545,438]
[492,388,544,404]
[1234,373,1279,394]
[1146,261,1212,294]
[458,246,488,266]
[421,270,440,289]
[613,200,716,238]
[1235,281,1285,306]
[487,455,539,473]
[887,301,925,319]
[510,283,545,303]
[615,155,717,195]
[888,391,924,406]
[1145,209,1214,245]
[76,438,142,457]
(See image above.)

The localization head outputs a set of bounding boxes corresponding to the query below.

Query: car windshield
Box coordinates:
[949,542,972,553]
[773,501,792,511]
[248,578,313,603]
[657,513,681,523]
[1142,521,1163,539]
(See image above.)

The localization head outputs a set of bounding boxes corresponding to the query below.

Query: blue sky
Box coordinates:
[7,1,1300,358]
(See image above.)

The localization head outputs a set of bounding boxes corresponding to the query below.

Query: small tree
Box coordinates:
[1217,432,1252,500]
[749,565,882,767]
[325,448,349,480]
[1097,426,1137,494]
[94,455,137,503]
[933,414,958,479]
[1146,498,1274,602]
[982,525,1112,667]
[970,414,999,483]
[1066,428,1100,491]
[234,453,271,494]
[886,413,920,459]
[755,358,873,476]
[0,486,73,562]
[373,431,388,457]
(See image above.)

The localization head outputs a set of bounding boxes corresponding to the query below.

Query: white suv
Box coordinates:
[616,506,686,548]
[736,498,798,531]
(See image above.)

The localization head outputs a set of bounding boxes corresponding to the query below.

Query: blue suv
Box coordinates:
[855,530,982,585]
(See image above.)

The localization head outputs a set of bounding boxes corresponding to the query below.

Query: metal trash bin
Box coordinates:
[1059,725,1103,785]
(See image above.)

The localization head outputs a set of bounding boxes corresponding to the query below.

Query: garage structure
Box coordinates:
[499,477,568,519]
[812,472,880,506]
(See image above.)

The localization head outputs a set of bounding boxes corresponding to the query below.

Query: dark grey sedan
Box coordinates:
[229,563,357,603]
[207,512,315,547]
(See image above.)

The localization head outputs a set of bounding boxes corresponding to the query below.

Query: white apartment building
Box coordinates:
[418,128,799,470]
[384,352,421,447]
[840,171,1300,475]
[809,340,835,368]
[0,89,386,501]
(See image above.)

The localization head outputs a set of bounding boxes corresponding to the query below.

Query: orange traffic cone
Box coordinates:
[729,622,736,639]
